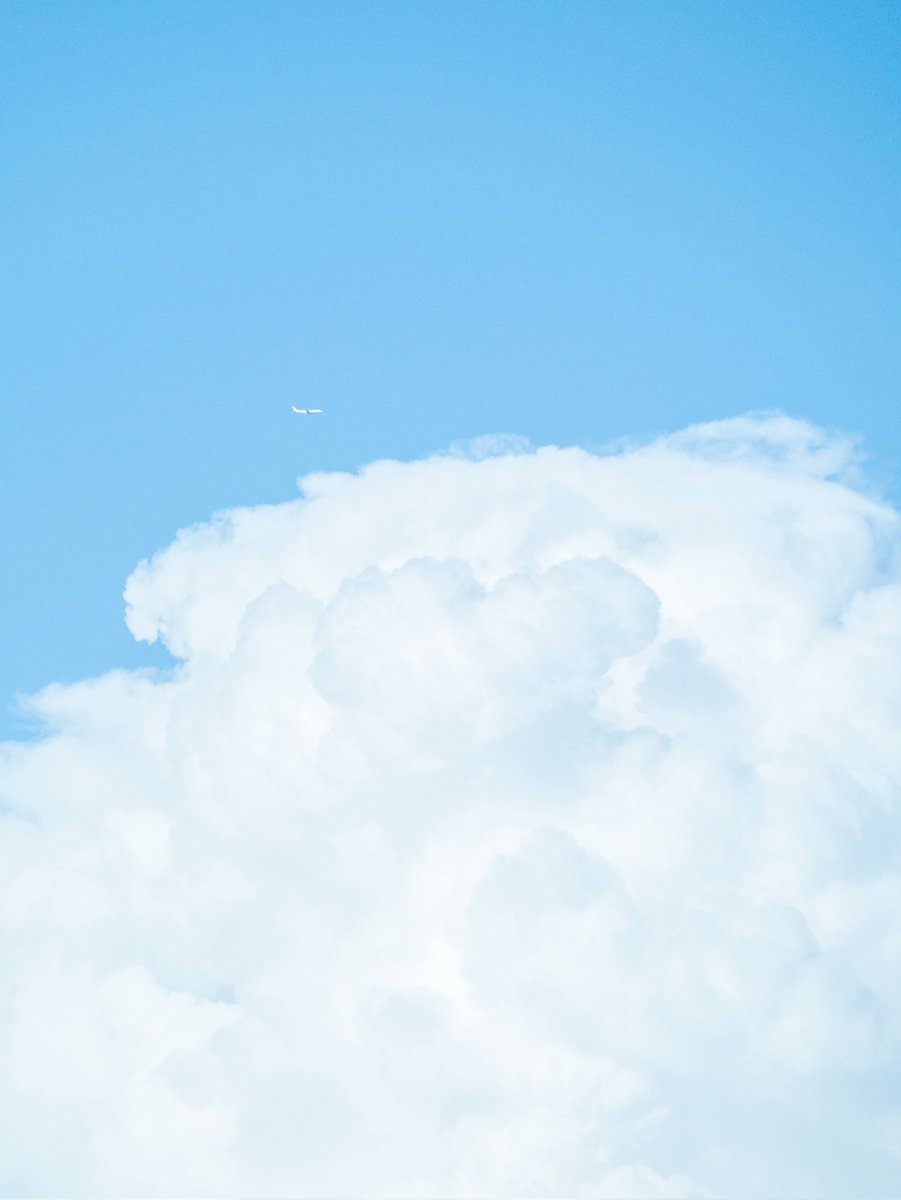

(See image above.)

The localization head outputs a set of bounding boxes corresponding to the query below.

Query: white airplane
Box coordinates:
[292,406,323,414]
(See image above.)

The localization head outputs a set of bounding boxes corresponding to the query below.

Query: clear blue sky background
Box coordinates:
[1,0,899,735]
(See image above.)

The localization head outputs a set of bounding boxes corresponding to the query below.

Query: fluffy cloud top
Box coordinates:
[2,415,901,1197]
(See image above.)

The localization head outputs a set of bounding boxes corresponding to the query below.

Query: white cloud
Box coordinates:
[2,414,901,1196]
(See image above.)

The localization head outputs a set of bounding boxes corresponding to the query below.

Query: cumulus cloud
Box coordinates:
[2,414,901,1197]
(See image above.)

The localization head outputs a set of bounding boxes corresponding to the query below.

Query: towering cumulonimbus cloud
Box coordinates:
[2,414,901,1197]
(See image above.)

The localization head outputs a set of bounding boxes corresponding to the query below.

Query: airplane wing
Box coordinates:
[292,406,309,414]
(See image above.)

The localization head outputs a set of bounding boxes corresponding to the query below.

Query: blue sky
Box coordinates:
[2,0,900,729]
[4,8,901,1191]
